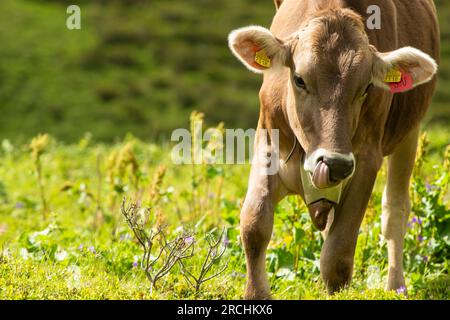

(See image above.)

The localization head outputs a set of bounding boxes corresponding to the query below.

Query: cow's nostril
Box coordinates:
[323,156,354,182]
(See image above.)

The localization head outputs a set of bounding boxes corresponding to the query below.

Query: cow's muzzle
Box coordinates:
[308,152,355,189]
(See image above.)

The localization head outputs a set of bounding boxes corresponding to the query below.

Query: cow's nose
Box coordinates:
[322,156,354,182]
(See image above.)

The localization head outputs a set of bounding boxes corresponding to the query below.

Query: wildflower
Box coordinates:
[418,235,424,242]
[418,218,423,225]
[78,244,84,251]
[0,224,7,235]
[88,246,96,254]
[116,143,139,179]
[423,256,429,263]
[66,265,81,290]
[14,202,25,209]
[425,183,432,192]
[396,286,406,295]
[231,271,246,279]
[30,133,49,161]
[366,265,381,289]
[184,236,194,244]
[149,165,167,206]
[407,222,412,228]
[55,249,68,261]
[1,139,13,153]
[132,261,138,268]
[19,248,29,260]
[223,237,231,247]
[412,217,418,224]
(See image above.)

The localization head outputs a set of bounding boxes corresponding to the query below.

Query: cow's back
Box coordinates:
[271,0,439,56]
[269,0,440,155]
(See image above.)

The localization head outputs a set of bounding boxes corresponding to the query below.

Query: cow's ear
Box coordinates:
[228,26,289,74]
[274,0,283,10]
[372,46,438,92]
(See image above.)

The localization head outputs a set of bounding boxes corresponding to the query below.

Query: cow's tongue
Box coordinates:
[312,160,330,189]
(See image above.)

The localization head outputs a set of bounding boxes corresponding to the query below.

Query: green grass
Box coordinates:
[0,120,448,300]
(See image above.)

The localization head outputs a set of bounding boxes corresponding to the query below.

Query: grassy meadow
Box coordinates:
[0,115,448,299]
[0,0,449,300]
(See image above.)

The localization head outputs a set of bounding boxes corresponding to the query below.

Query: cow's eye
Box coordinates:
[294,75,307,90]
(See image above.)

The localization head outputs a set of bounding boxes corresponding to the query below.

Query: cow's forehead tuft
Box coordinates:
[291,9,371,77]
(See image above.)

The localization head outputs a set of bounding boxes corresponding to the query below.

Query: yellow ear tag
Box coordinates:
[384,68,402,83]
[255,50,271,68]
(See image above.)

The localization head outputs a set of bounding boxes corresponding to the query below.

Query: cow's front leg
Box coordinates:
[241,146,287,300]
[382,128,419,292]
[320,151,382,293]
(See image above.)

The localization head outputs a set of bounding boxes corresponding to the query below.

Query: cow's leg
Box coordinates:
[320,151,382,293]
[241,146,287,300]
[382,127,419,292]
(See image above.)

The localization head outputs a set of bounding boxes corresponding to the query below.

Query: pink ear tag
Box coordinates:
[389,71,413,93]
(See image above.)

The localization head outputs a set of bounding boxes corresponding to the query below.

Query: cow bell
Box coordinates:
[299,160,343,231]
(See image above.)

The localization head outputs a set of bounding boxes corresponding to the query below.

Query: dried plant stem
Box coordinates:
[179,229,229,294]
[191,164,199,217]
[215,176,224,214]
[121,198,194,292]
[94,152,104,228]
[35,157,49,219]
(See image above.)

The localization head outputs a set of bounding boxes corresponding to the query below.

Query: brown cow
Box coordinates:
[228,0,439,299]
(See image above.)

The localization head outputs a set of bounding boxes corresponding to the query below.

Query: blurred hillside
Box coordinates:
[0,0,448,142]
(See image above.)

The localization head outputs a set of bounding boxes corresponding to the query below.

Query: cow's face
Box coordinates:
[228,10,437,188]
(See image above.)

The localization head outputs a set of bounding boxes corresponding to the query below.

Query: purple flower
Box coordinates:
[223,238,231,247]
[407,222,412,228]
[418,218,423,225]
[88,246,96,254]
[412,217,418,224]
[14,202,25,209]
[422,256,429,263]
[396,286,406,295]
[132,261,138,268]
[231,271,246,278]
[77,244,84,251]
[418,235,424,242]
[184,236,194,244]
[120,234,131,242]
[425,183,432,192]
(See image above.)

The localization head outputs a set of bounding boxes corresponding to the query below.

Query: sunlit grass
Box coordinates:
[0,124,448,300]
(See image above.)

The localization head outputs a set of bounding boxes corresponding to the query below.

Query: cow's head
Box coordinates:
[228,9,437,189]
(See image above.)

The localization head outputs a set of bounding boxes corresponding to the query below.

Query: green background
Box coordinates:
[0,0,448,143]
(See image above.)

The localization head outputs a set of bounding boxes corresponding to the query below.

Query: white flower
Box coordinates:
[66,265,82,290]
[55,249,68,261]
[19,248,29,260]
[366,265,381,289]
